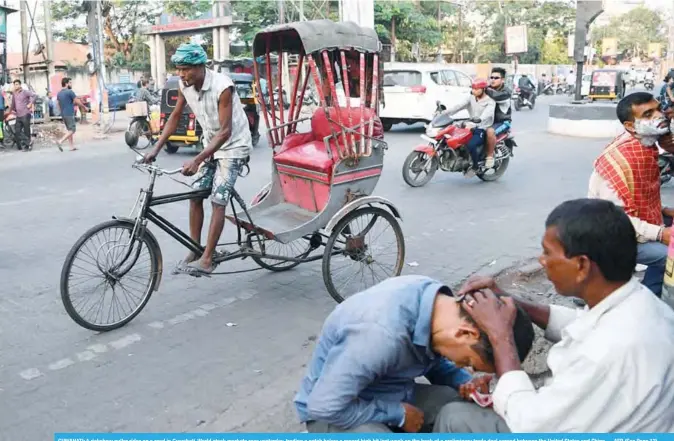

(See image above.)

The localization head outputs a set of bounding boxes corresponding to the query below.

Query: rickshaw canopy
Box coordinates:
[253,19,380,56]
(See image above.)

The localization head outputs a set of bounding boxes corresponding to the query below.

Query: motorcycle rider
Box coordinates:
[439,78,495,177]
[135,78,159,108]
[659,75,674,117]
[484,67,512,169]
[517,74,535,105]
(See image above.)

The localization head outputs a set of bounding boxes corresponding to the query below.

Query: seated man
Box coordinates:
[439,78,495,177]
[434,198,674,433]
[484,67,512,169]
[294,275,535,433]
[135,78,159,108]
[588,92,674,296]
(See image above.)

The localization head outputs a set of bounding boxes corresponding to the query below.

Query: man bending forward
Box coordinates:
[144,43,252,275]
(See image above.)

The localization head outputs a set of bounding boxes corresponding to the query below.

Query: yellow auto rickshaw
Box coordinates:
[588,69,626,102]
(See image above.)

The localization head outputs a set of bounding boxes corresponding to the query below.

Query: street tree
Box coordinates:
[593,6,666,59]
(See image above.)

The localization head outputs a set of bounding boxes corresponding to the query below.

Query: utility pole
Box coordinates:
[19,0,28,83]
[96,0,109,137]
[43,0,54,121]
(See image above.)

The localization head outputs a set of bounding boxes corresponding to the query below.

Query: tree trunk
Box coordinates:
[391,16,396,62]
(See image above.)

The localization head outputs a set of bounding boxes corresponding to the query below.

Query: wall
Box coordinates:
[14,68,146,96]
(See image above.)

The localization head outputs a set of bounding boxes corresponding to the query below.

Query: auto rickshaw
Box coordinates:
[229,72,261,147]
[588,69,626,102]
[155,75,202,154]
[155,73,261,152]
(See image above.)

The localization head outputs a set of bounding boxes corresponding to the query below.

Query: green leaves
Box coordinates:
[592,6,666,58]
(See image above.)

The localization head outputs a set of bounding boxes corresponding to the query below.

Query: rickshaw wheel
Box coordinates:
[165,143,179,154]
[322,206,405,303]
[249,234,315,272]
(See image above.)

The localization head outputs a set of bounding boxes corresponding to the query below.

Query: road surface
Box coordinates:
[0,95,668,436]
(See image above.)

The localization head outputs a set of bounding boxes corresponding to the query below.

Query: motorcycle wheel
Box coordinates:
[514,100,521,111]
[477,157,509,182]
[402,151,438,187]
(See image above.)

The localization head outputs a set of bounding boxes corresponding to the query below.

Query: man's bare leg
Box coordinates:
[57,130,74,151]
[185,198,205,263]
[485,127,496,168]
[195,202,226,271]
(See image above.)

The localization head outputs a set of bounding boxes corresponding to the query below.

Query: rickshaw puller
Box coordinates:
[144,43,252,276]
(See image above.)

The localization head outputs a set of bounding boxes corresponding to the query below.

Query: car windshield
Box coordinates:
[383,70,422,87]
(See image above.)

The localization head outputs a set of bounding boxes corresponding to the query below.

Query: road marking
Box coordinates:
[48,358,75,371]
[75,351,97,362]
[19,368,43,381]
[15,290,261,383]
[87,344,108,354]
[108,333,142,350]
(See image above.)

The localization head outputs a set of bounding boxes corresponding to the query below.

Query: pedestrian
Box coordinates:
[434,198,674,433]
[8,79,36,151]
[56,77,86,152]
[293,275,535,433]
[588,92,674,296]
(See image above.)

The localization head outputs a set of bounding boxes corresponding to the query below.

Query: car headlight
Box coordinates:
[426,126,440,138]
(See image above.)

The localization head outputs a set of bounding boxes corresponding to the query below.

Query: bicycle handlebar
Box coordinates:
[132,160,182,176]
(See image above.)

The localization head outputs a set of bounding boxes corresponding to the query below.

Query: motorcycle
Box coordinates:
[645,79,654,91]
[512,87,535,111]
[401,101,516,187]
[541,82,555,95]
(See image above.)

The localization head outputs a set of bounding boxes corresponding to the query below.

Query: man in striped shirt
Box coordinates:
[144,43,252,276]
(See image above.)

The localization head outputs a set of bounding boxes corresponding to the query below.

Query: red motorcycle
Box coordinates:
[402,102,516,187]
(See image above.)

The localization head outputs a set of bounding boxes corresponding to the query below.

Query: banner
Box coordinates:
[505,25,528,55]
[0,8,6,42]
[602,38,618,57]
[53,435,674,441]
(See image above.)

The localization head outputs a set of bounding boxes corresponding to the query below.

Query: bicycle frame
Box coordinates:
[117,166,334,274]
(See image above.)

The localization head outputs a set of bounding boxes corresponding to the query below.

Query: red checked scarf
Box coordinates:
[594,132,663,226]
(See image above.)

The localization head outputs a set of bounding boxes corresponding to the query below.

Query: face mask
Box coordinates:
[633,117,670,146]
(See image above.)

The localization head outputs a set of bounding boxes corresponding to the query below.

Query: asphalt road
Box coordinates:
[0,95,667,437]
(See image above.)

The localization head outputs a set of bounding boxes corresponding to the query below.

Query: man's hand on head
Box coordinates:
[457,275,504,296]
[462,289,516,342]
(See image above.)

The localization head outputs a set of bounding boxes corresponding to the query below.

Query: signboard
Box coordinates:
[505,25,528,55]
[602,38,618,56]
[592,70,616,87]
[0,9,6,42]
[568,34,575,57]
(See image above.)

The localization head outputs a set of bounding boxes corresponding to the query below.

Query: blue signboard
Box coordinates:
[0,8,7,42]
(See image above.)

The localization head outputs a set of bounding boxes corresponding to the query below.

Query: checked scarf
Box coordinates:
[594,132,663,226]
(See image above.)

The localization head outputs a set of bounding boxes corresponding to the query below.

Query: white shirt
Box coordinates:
[179,69,251,159]
[565,74,576,85]
[443,93,495,129]
[493,278,674,432]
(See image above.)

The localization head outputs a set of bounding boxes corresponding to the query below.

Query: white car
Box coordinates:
[380,62,472,131]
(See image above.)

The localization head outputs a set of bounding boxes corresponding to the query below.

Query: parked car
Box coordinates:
[76,83,138,114]
[379,62,472,131]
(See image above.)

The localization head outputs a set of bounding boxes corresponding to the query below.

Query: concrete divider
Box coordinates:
[548,102,623,138]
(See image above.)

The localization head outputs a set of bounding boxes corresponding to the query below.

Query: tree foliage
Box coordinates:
[593,6,666,59]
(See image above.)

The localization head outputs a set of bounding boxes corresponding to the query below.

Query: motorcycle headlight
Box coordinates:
[426,126,440,138]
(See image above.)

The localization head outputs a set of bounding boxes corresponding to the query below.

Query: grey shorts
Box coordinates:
[63,116,76,133]
[191,157,245,206]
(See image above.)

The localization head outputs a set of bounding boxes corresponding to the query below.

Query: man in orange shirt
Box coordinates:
[588,92,674,296]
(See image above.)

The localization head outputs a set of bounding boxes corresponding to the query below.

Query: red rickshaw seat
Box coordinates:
[273,107,383,174]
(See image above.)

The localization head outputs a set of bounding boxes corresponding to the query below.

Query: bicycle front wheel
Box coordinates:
[60,220,162,332]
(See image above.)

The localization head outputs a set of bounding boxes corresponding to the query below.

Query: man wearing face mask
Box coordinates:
[588,92,674,297]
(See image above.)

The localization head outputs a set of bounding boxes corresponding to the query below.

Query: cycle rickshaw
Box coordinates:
[60,20,406,332]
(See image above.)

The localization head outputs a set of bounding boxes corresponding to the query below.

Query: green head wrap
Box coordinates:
[171,43,207,66]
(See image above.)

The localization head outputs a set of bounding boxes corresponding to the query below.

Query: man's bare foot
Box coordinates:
[183,252,200,264]
[485,156,495,168]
